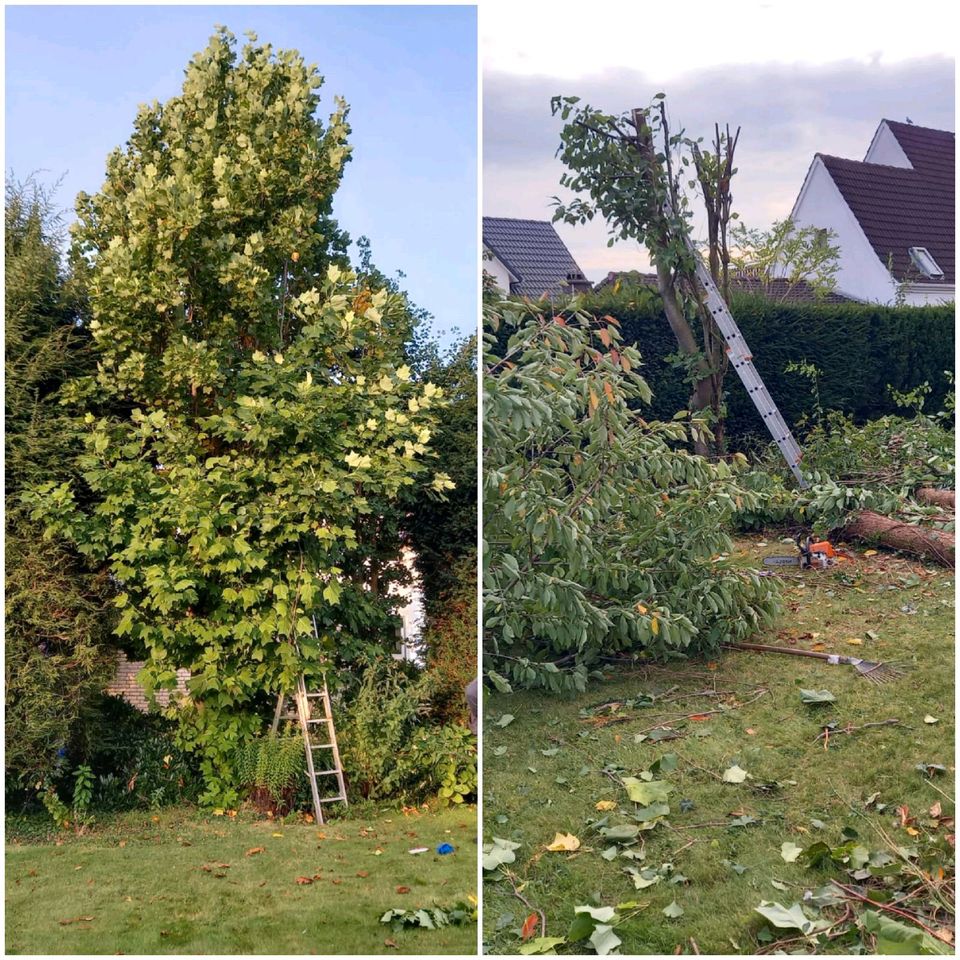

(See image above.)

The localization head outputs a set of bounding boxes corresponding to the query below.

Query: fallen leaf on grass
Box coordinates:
[331,878,343,885]
[846,638,863,646]
[662,901,684,918]
[799,689,836,705]
[59,916,95,925]
[924,715,939,724]
[396,885,411,894]
[521,912,539,941]
[245,846,265,857]
[745,728,757,736]
[356,870,369,878]
[595,800,617,812]
[546,832,580,852]
[780,842,803,863]
[295,876,314,885]
[384,939,399,949]
[722,765,750,784]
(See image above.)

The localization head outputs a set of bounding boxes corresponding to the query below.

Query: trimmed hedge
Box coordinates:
[580,285,955,445]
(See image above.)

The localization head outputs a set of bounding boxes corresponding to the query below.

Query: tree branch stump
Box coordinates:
[842,510,954,568]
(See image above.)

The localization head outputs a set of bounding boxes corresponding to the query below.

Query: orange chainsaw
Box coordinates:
[762,534,837,571]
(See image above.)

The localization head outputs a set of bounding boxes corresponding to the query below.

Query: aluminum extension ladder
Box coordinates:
[661,197,808,488]
[270,662,347,825]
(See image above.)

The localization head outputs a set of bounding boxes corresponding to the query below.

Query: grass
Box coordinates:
[5,801,477,955]
[482,536,955,954]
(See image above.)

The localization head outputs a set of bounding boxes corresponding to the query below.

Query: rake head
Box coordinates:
[851,659,907,684]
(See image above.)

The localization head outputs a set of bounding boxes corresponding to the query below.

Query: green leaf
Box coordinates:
[589,924,622,956]
[754,901,825,935]
[799,688,836,704]
[518,937,567,955]
[495,714,515,728]
[622,777,672,805]
[662,900,684,918]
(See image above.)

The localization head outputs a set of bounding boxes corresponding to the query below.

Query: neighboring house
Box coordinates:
[483,216,592,299]
[595,270,855,304]
[785,119,954,305]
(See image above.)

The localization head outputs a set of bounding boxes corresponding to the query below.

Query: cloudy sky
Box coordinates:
[483,0,955,282]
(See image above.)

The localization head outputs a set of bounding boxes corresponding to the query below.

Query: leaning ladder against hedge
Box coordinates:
[270,621,348,824]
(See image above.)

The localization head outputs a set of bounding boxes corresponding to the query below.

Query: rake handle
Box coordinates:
[726,642,836,662]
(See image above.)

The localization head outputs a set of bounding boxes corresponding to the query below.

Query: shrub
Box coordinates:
[422,551,477,726]
[235,733,304,813]
[338,658,476,804]
[72,694,201,811]
[398,724,477,806]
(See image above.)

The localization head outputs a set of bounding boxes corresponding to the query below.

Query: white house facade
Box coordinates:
[786,120,954,306]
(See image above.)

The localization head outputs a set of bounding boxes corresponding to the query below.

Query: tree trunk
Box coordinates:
[916,487,955,509]
[652,262,714,456]
[842,510,954,568]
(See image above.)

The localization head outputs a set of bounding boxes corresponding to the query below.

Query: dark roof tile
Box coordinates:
[483,217,591,298]
[819,121,954,284]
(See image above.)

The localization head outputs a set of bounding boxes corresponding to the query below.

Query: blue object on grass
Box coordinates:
[436,843,455,855]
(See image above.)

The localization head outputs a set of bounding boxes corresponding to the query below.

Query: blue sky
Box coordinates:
[5,4,477,344]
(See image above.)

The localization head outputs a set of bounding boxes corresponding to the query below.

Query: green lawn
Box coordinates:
[5,802,477,955]
[482,537,954,954]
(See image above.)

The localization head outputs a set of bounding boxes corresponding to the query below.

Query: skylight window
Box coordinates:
[908,247,945,279]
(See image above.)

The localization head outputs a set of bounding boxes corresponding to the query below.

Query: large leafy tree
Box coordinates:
[5,177,116,787]
[483,301,781,693]
[28,29,453,806]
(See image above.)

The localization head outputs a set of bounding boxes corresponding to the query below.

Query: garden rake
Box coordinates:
[726,642,906,684]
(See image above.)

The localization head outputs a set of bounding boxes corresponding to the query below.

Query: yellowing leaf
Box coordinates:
[546,832,581,852]
[864,549,878,557]
[722,765,750,784]
[595,800,618,812]
[924,715,939,724]
[847,638,864,646]
[650,616,659,636]
[634,603,648,615]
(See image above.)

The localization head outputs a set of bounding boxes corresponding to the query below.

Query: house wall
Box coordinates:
[106,652,190,712]
[788,157,899,304]
[864,122,912,168]
[483,249,515,295]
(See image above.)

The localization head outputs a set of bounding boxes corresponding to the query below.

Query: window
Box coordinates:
[908,246,945,279]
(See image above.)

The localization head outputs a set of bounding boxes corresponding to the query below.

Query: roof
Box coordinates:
[482,217,591,298]
[595,270,855,304]
[818,120,954,284]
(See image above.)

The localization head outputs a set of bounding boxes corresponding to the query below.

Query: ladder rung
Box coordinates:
[305,693,328,699]
[306,718,331,724]
[308,743,334,750]
[318,795,346,804]
[313,769,340,776]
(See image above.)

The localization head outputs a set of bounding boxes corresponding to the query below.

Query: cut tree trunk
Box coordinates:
[842,510,954,568]
[916,487,955,509]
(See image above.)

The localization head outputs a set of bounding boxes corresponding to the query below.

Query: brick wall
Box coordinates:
[105,652,190,712]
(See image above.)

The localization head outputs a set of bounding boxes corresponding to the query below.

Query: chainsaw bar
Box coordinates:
[762,556,801,567]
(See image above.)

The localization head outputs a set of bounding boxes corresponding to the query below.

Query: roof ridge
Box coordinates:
[883,118,955,137]
[816,152,927,173]
[483,215,555,226]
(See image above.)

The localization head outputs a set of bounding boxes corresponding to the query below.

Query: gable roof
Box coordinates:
[818,120,954,284]
[483,217,591,298]
[596,271,855,304]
